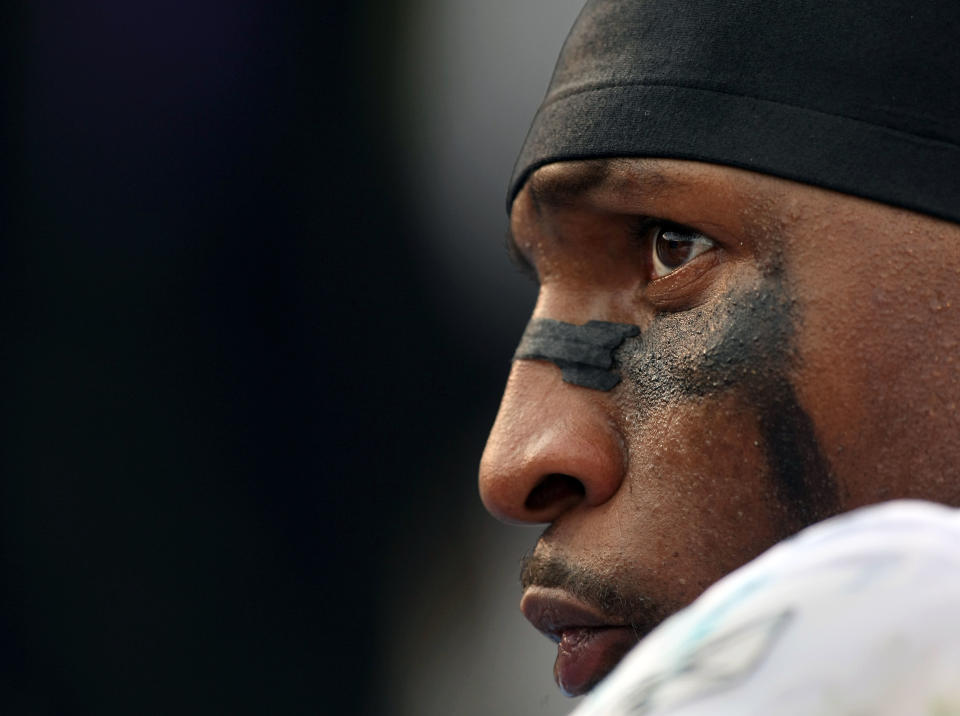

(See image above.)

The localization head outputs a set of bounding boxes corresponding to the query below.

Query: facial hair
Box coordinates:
[520,550,669,640]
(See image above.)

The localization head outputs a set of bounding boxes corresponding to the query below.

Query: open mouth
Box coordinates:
[521,586,648,696]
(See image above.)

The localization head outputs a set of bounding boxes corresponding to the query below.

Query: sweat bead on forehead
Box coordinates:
[508,0,960,222]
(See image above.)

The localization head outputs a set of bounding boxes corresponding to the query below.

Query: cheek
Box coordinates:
[789,224,960,506]
[608,397,792,603]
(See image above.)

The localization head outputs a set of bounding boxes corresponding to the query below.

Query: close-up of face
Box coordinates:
[479,157,960,696]
[12,1,960,714]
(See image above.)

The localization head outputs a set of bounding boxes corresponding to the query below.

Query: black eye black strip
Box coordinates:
[513,318,640,391]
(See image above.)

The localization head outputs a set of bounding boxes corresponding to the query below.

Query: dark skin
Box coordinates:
[479,157,960,695]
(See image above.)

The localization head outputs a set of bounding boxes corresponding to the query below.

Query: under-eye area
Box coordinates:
[619,276,839,525]
[622,278,796,410]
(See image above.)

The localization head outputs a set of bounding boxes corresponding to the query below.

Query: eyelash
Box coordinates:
[629,217,684,247]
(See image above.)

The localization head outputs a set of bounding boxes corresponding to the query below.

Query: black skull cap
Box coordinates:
[508,0,960,225]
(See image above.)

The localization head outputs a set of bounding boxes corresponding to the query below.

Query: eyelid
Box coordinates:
[628,216,711,244]
[629,217,718,263]
[628,216,703,248]
[644,248,724,310]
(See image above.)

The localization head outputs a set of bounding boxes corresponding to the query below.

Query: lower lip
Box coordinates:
[554,626,639,696]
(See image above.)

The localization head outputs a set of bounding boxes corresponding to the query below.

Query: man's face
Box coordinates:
[479,157,960,696]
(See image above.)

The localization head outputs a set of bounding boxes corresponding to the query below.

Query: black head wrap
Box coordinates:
[508,0,960,224]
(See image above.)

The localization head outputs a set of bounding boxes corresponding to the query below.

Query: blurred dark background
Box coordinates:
[1,1,584,714]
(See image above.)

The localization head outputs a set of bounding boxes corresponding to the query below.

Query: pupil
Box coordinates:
[657,234,692,268]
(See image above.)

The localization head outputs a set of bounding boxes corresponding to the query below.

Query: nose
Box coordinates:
[478,358,628,525]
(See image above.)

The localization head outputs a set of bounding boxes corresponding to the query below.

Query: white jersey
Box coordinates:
[572,500,960,716]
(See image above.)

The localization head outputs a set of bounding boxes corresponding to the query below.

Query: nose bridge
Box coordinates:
[478,357,628,525]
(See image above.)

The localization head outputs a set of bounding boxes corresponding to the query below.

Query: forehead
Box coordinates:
[518,158,801,220]
[508,157,928,262]
[508,159,796,267]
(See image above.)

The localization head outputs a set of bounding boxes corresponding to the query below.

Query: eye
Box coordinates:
[651,226,715,279]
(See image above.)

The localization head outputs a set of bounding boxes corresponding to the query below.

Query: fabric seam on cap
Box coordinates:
[537,79,960,152]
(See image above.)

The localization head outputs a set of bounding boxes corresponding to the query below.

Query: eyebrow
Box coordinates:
[527,159,616,214]
[505,158,679,275]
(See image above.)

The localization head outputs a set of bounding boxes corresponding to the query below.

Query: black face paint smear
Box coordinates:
[514,319,640,391]
[619,278,838,527]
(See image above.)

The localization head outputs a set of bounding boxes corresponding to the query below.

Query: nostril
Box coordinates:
[524,474,586,512]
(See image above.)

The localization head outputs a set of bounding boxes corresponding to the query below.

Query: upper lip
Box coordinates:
[521,586,628,642]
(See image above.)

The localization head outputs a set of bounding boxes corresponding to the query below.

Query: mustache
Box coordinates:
[520,550,664,628]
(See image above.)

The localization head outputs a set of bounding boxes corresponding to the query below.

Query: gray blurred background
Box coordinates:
[384,2,586,713]
[2,1,587,714]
